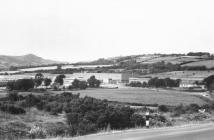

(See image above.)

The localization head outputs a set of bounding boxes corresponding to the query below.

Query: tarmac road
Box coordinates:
[39,123,214,140]
[70,123,214,140]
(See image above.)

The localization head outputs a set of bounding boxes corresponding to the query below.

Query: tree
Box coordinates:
[54,74,66,85]
[72,79,80,89]
[44,78,52,88]
[7,79,35,91]
[87,76,101,88]
[71,79,88,89]
[35,73,44,79]
[203,75,214,93]
[34,73,44,87]
[79,81,88,89]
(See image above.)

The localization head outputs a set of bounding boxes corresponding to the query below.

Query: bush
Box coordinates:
[24,94,41,107]
[44,122,68,137]
[172,104,186,117]
[130,114,145,127]
[186,104,200,113]
[0,121,30,139]
[158,105,169,112]
[7,91,19,102]
[0,103,26,114]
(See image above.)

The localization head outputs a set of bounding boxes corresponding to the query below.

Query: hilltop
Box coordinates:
[0,54,61,70]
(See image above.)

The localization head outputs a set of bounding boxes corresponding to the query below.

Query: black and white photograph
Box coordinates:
[1,0,214,139]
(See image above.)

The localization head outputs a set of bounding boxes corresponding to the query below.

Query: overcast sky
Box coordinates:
[1,0,214,62]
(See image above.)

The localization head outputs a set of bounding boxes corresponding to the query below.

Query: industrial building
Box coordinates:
[62,73,132,87]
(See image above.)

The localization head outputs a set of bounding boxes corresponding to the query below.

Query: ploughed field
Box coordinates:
[66,88,207,106]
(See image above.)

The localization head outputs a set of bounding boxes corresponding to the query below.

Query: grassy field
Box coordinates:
[140,56,200,64]
[55,88,209,106]
[143,70,214,80]
[182,60,214,68]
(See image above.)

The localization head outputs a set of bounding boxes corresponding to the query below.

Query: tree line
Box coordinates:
[6,73,101,91]
[129,77,181,88]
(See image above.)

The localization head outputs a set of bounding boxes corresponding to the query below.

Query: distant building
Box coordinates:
[57,72,132,87]
[129,77,151,84]
[179,78,205,89]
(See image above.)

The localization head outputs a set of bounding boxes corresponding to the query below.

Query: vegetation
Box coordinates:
[0,92,149,138]
[128,77,180,88]
[203,75,214,93]
[6,79,35,91]
[70,79,88,90]
[187,52,210,56]
[87,75,101,88]
[34,73,44,87]
[44,78,52,88]
[0,88,212,139]
[54,74,66,85]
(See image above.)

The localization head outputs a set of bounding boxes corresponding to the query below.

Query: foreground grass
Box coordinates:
[0,108,67,139]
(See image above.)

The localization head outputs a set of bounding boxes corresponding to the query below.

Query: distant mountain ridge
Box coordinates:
[0,54,61,70]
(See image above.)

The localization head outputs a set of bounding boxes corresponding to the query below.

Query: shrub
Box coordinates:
[7,91,19,102]
[0,104,26,114]
[130,114,145,127]
[0,121,30,139]
[186,104,200,113]
[172,104,186,116]
[44,122,68,137]
[24,94,41,107]
[158,105,169,112]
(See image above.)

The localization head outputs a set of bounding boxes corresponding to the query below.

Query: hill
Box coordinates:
[76,53,214,70]
[0,54,61,70]
[76,53,211,65]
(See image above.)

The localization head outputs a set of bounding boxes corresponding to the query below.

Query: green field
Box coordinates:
[182,60,214,68]
[65,88,208,106]
[144,70,214,79]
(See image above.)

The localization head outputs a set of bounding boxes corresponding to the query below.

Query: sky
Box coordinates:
[1,0,214,62]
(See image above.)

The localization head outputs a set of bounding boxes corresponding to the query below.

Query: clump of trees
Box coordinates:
[203,75,214,93]
[187,52,210,56]
[69,75,101,90]
[6,73,53,91]
[69,79,88,90]
[87,75,101,88]
[148,77,180,88]
[7,79,35,91]
[128,78,180,88]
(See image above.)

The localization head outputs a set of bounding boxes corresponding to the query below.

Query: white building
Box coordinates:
[179,78,205,89]
[129,77,151,84]
[61,73,132,87]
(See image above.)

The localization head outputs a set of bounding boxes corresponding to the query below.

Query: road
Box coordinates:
[48,123,214,140]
